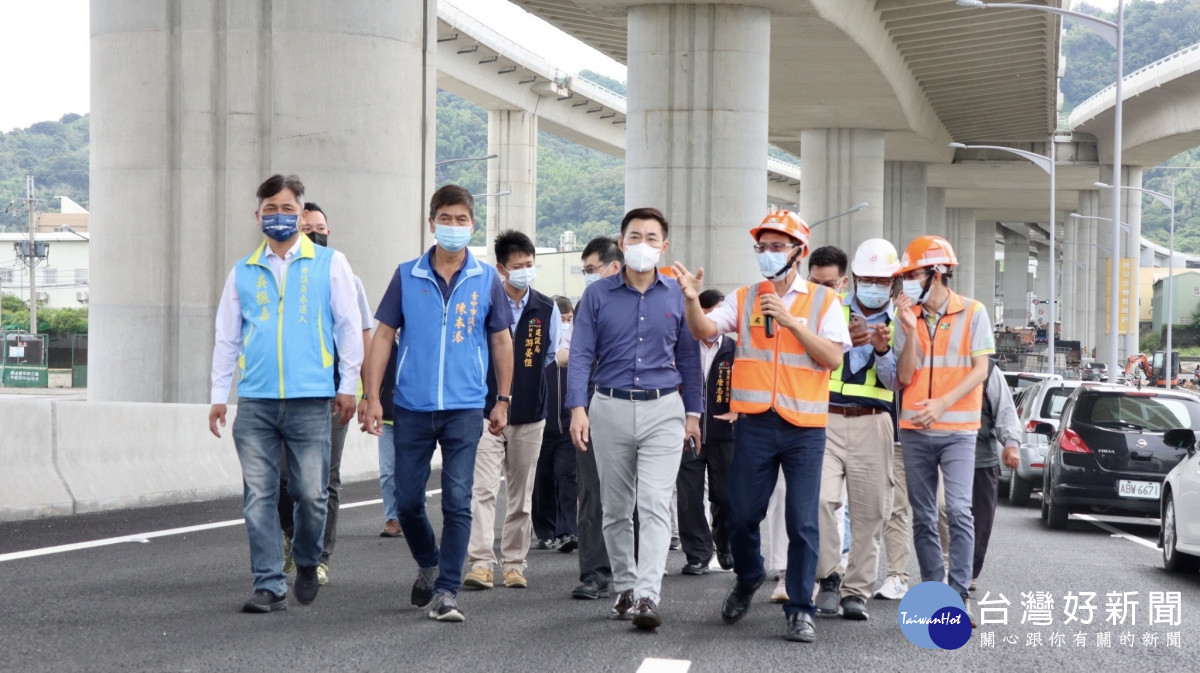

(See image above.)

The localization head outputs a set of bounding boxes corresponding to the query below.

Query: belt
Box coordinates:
[596,387,676,401]
[829,405,886,417]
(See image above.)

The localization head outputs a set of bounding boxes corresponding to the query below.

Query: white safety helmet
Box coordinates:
[851,238,901,278]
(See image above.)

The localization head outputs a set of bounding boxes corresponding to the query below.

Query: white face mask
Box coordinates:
[584,272,603,286]
[902,279,927,304]
[505,267,536,291]
[623,243,661,273]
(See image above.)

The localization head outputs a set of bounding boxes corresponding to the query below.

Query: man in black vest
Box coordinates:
[464,230,562,590]
[532,296,579,551]
[675,289,737,575]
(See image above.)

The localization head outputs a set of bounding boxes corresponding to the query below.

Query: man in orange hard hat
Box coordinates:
[892,235,994,628]
[673,210,850,644]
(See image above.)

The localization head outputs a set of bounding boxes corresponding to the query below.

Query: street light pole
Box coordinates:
[950,141,1055,374]
[1096,181,1177,387]
[956,0,1123,381]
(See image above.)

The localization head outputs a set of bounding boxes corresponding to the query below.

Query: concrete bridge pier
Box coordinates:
[975,222,997,316]
[486,109,538,250]
[624,3,770,291]
[801,129,885,256]
[1002,227,1030,329]
[1033,241,1051,327]
[946,208,976,303]
[89,0,434,403]
[883,161,929,252]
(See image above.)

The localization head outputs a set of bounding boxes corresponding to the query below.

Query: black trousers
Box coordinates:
[676,440,735,567]
[531,427,578,540]
[971,464,1000,580]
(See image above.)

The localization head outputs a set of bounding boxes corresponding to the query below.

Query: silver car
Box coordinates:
[1001,379,1095,506]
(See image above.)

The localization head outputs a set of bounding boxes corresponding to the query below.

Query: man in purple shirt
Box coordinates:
[567,207,703,631]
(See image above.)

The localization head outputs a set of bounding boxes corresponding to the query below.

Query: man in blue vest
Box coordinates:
[362,184,514,623]
[463,230,561,591]
[809,240,901,622]
[208,174,363,613]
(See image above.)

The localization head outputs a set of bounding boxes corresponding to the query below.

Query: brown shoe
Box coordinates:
[380,520,402,538]
[609,589,635,620]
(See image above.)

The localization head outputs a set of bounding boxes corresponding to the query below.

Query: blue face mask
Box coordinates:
[757,251,790,279]
[856,283,891,310]
[902,279,928,304]
[435,224,472,252]
[261,213,299,242]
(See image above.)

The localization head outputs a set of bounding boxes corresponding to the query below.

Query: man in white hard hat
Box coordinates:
[811,239,901,622]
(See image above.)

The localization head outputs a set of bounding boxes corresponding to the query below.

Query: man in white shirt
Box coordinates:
[208,174,362,613]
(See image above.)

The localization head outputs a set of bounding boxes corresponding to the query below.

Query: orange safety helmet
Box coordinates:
[898,235,958,276]
[750,210,811,254]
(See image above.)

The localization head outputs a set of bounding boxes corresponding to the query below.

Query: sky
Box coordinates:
[0,0,626,134]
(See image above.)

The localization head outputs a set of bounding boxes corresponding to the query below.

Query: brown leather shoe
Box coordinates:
[380,520,402,538]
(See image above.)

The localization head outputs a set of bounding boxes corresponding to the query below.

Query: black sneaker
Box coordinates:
[815,573,842,615]
[557,535,579,553]
[669,536,682,551]
[840,595,869,621]
[411,567,437,608]
[532,538,558,550]
[294,565,320,605]
[681,561,710,576]
[632,597,662,630]
[572,580,611,600]
[609,589,635,620]
[241,590,287,613]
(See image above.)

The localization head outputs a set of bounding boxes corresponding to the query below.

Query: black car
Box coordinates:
[1037,386,1200,529]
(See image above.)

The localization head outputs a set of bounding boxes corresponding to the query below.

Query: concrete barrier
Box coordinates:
[0,399,73,521]
[0,399,407,521]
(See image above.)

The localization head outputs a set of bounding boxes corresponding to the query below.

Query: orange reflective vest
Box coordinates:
[729,281,839,428]
[899,290,984,431]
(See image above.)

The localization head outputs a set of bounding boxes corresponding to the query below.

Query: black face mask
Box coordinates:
[306,232,328,247]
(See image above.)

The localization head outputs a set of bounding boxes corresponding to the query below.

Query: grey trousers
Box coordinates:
[589,391,686,603]
[900,429,975,597]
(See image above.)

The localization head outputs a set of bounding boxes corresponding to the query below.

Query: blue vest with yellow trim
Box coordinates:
[234,237,336,399]
[394,247,497,412]
[828,301,894,413]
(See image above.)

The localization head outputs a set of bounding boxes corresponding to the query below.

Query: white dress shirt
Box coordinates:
[706,275,852,352]
[210,237,364,404]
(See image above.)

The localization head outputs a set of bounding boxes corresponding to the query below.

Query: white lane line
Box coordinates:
[0,488,443,564]
[637,658,692,673]
[1075,513,1159,550]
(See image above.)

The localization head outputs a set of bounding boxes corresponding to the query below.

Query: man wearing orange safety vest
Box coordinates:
[892,235,994,628]
[674,211,850,644]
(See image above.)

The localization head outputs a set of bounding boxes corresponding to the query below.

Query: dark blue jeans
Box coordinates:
[393,407,483,596]
[232,397,332,595]
[727,410,826,618]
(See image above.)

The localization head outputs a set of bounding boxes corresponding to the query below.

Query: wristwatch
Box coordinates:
[496,394,513,404]
[873,346,890,357]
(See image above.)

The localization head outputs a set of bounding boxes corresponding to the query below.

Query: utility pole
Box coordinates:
[27,175,37,335]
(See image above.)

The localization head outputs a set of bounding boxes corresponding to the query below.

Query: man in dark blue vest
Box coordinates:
[464,230,562,591]
[363,185,514,623]
[208,174,363,613]
[675,289,737,575]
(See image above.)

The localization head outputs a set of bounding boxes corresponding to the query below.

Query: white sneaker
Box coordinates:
[770,574,789,603]
[874,575,908,600]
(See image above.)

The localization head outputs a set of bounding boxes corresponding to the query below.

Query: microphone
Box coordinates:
[759,280,777,338]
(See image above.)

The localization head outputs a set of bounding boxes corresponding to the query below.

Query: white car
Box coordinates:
[1001,379,1092,506]
[1161,428,1200,573]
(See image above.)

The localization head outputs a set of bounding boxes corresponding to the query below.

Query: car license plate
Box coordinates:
[1118,480,1160,500]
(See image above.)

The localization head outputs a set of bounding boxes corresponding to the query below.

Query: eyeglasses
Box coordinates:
[808,278,843,289]
[856,278,893,288]
[583,263,612,275]
[900,270,931,282]
[753,242,799,254]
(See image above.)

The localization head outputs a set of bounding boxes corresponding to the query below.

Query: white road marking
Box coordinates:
[0,489,443,564]
[637,658,692,673]
[1075,513,1159,550]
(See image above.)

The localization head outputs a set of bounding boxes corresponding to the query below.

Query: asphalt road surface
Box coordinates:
[3,479,1198,673]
